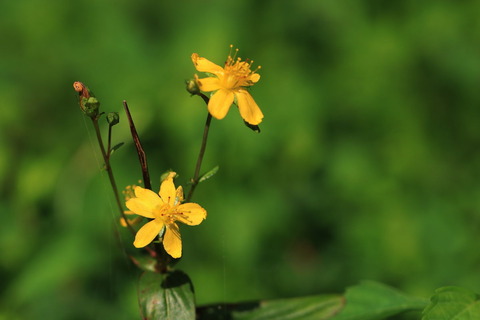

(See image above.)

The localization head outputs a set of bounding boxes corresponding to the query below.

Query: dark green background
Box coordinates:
[1,1,480,319]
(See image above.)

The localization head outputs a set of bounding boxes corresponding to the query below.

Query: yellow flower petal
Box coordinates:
[208,89,234,120]
[135,186,164,205]
[176,203,207,226]
[126,197,157,219]
[120,217,129,227]
[163,223,182,258]
[133,219,164,248]
[235,89,264,125]
[159,172,176,206]
[120,216,143,227]
[191,53,223,74]
[195,76,221,92]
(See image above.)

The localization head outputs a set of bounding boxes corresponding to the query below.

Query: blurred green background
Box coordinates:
[2,0,480,319]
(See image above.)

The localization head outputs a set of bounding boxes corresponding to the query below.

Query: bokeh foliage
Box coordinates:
[1,0,480,319]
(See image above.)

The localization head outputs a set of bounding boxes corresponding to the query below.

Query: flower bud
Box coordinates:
[82,96,100,118]
[107,112,120,126]
[74,82,100,118]
[185,78,200,95]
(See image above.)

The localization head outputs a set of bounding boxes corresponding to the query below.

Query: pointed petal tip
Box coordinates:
[133,241,145,248]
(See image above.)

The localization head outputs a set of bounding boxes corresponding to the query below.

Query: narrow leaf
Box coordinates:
[331,281,427,320]
[199,166,219,183]
[422,286,480,320]
[138,270,195,320]
[110,142,124,154]
[123,100,152,190]
[197,294,344,320]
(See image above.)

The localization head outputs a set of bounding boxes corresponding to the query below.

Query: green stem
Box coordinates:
[186,97,212,202]
[107,124,113,158]
[92,117,135,235]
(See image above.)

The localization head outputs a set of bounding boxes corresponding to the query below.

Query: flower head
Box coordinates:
[125,172,207,258]
[192,45,264,125]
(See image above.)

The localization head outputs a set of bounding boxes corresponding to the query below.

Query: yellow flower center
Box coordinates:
[220,45,261,89]
[154,203,183,224]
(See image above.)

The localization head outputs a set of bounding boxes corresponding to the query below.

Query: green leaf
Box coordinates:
[199,166,219,183]
[331,281,427,320]
[197,294,344,320]
[422,286,480,320]
[138,270,195,320]
[110,142,124,154]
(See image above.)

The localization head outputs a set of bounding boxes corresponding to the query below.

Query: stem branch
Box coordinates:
[186,93,212,202]
[92,117,135,235]
[107,124,113,157]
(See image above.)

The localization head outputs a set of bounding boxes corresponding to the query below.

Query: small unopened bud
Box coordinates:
[185,78,200,95]
[74,82,100,118]
[107,112,120,126]
[82,97,100,118]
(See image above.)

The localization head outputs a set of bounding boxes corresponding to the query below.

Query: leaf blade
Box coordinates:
[331,281,427,320]
[422,286,480,320]
[138,270,195,320]
[199,166,219,183]
[197,294,344,320]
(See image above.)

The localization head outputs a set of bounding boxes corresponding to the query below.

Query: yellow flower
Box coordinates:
[125,172,207,258]
[120,184,143,227]
[191,46,264,125]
